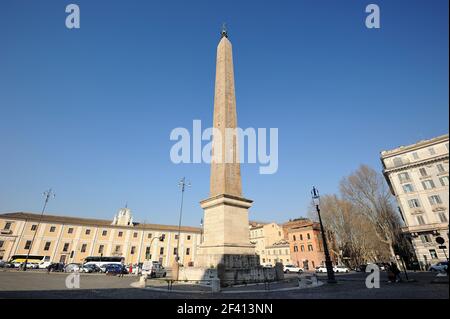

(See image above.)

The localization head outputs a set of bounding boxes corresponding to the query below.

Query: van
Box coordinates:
[142,261,167,278]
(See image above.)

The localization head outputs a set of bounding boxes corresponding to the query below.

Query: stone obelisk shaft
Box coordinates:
[210,35,242,198]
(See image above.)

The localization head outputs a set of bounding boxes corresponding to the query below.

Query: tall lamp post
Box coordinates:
[175,177,190,280]
[311,186,336,284]
[23,189,55,271]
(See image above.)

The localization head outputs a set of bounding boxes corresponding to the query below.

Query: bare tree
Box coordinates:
[339,165,402,261]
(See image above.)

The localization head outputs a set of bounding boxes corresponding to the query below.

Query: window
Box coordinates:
[30,224,37,231]
[0,240,4,248]
[416,215,426,225]
[428,147,436,155]
[437,164,445,173]
[24,241,32,250]
[293,235,296,241]
[308,244,313,251]
[81,244,87,253]
[420,235,431,243]
[408,199,421,208]
[300,234,303,241]
[439,176,449,186]
[145,247,151,259]
[412,152,419,160]
[148,233,152,239]
[98,245,104,254]
[160,234,165,241]
[4,222,11,230]
[419,168,428,177]
[187,235,191,240]
[186,248,190,255]
[68,228,74,234]
[422,180,436,190]
[175,235,179,240]
[85,229,91,235]
[438,212,448,223]
[429,249,438,259]
[44,242,51,251]
[393,157,403,166]
[307,233,311,240]
[118,231,123,237]
[49,226,56,233]
[300,245,305,252]
[429,195,442,205]
[398,172,410,183]
[173,248,178,255]
[115,245,121,253]
[62,243,69,252]
[159,247,164,255]
[403,184,414,193]
[133,232,138,238]
[102,230,107,236]
[278,231,282,236]
[294,246,298,252]
[130,246,136,255]
[312,261,315,268]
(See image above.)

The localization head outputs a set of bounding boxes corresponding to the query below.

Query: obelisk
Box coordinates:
[196,26,257,270]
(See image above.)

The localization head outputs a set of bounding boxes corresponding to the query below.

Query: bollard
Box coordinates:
[211,278,221,293]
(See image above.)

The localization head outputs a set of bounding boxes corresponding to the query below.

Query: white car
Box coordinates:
[315,266,328,273]
[142,261,167,278]
[283,264,303,273]
[39,261,52,269]
[64,263,81,272]
[333,265,350,273]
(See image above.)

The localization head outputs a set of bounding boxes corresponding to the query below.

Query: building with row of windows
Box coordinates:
[381,133,449,269]
[249,218,331,269]
[0,208,201,267]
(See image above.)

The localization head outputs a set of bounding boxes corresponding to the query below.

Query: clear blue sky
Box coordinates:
[0,0,448,227]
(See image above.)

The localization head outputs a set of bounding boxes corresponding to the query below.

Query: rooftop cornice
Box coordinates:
[380,134,449,158]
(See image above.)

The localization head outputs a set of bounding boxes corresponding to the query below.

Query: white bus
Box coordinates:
[83,256,124,268]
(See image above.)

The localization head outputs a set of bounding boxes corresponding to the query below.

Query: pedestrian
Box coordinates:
[129,264,132,275]
[390,262,401,283]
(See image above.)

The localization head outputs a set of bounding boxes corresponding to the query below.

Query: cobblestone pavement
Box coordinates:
[0,270,448,299]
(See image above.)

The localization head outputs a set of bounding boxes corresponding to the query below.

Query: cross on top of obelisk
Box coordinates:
[221,22,228,38]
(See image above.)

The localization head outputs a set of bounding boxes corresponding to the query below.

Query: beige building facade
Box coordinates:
[249,222,285,266]
[381,134,449,269]
[0,208,201,267]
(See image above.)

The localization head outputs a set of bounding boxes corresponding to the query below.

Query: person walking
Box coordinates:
[390,262,401,283]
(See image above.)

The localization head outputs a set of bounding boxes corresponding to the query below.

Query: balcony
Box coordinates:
[401,222,449,235]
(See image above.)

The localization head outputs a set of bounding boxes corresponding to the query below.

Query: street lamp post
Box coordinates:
[175,177,190,280]
[311,186,336,284]
[23,189,55,271]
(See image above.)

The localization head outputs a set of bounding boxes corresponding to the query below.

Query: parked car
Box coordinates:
[47,262,65,272]
[283,264,303,273]
[0,260,13,268]
[333,265,350,273]
[429,261,448,272]
[39,261,52,269]
[65,263,81,272]
[355,264,367,272]
[105,264,128,275]
[81,264,101,273]
[315,266,328,273]
[142,261,166,278]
